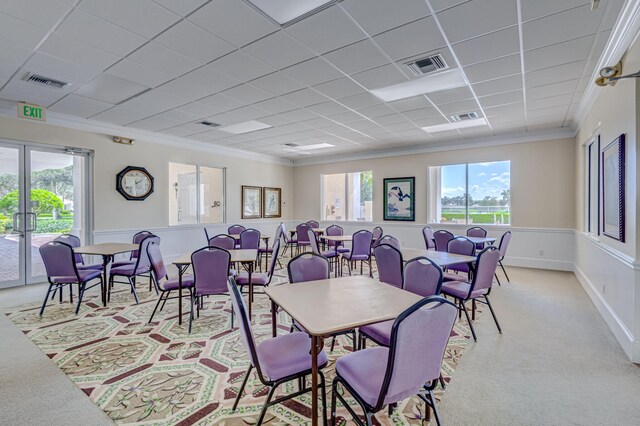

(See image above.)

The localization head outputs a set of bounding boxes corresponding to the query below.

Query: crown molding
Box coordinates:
[0,100,292,166]
[290,127,576,166]
[573,0,640,130]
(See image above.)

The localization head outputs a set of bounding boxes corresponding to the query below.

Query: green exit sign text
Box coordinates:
[18,102,46,121]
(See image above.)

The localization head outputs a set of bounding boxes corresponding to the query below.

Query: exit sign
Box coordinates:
[18,102,46,121]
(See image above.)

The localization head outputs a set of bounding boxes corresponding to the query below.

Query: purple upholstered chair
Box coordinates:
[228,277,328,425]
[371,226,383,246]
[236,240,281,293]
[326,224,349,253]
[307,220,320,228]
[280,222,298,257]
[443,237,476,282]
[342,230,373,277]
[39,241,102,315]
[376,235,400,250]
[208,234,236,250]
[54,234,102,271]
[240,228,261,250]
[259,225,283,271]
[433,230,454,252]
[189,246,232,333]
[359,257,443,349]
[295,223,312,255]
[308,228,340,276]
[422,226,436,250]
[373,244,403,288]
[331,296,457,426]
[109,234,159,304]
[147,242,194,323]
[441,246,502,341]
[111,230,153,267]
[467,226,487,250]
[495,231,512,285]
[228,224,245,248]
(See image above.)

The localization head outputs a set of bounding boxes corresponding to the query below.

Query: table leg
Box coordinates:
[271,300,277,337]
[248,261,254,319]
[177,264,186,326]
[311,335,320,426]
[101,255,110,307]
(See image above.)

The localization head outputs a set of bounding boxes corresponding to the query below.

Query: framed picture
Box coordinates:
[383,177,415,221]
[263,187,282,218]
[241,185,262,219]
[602,134,625,242]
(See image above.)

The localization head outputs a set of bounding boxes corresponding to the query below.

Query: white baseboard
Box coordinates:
[502,256,573,271]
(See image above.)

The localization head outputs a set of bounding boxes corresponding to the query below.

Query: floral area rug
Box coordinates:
[4,262,476,425]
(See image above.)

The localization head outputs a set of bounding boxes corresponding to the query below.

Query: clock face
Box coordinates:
[116,166,154,200]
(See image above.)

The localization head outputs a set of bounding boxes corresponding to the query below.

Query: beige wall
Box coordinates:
[0,116,294,231]
[294,138,576,229]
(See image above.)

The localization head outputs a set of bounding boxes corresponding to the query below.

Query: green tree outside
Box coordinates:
[0,189,64,216]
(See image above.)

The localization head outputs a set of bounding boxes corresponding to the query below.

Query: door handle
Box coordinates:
[12,212,24,237]
[26,212,37,232]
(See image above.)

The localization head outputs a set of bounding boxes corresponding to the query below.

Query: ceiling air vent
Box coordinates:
[22,73,69,89]
[406,54,448,77]
[451,112,479,122]
[199,121,220,127]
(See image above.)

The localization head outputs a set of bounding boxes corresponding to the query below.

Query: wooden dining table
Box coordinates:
[172,249,258,325]
[319,234,352,276]
[265,276,422,426]
[75,243,139,307]
[458,236,496,245]
[230,234,271,271]
[399,248,476,266]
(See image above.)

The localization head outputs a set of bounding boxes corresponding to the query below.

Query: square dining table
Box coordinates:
[319,234,352,276]
[265,276,422,426]
[399,248,476,266]
[458,236,496,246]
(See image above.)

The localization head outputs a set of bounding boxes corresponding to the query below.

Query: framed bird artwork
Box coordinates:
[383,177,415,221]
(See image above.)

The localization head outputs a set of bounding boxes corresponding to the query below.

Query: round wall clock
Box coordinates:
[116,166,154,201]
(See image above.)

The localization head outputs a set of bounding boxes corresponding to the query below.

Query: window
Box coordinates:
[586,136,600,234]
[321,171,372,221]
[430,161,510,225]
[169,163,224,225]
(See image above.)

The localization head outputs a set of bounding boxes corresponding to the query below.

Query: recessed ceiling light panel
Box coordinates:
[370,68,467,102]
[247,0,337,25]
[218,120,272,134]
[422,117,488,133]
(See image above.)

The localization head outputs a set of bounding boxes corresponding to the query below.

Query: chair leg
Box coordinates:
[59,283,63,302]
[256,384,278,425]
[330,377,338,426]
[494,272,502,286]
[460,300,477,341]
[438,374,446,390]
[351,330,357,351]
[426,389,443,426]
[149,292,166,324]
[500,261,510,282]
[320,372,328,426]
[330,336,337,352]
[69,284,73,304]
[160,290,171,312]
[472,299,476,321]
[39,284,55,316]
[188,293,195,334]
[130,277,139,304]
[75,283,86,314]
[484,295,502,334]
[368,259,373,278]
[232,365,253,411]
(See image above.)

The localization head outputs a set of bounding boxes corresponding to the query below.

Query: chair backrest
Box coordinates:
[374,244,403,288]
[240,229,261,250]
[422,226,435,250]
[54,234,83,264]
[273,224,283,243]
[467,226,487,250]
[39,241,80,281]
[134,235,160,273]
[433,230,454,252]
[371,226,383,247]
[280,222,293,243]
[227,277,261,371]
[296,223,312,244]
[192,246,231,296]
[307,220,320,228]
[351,230,373,256]
[147,242,168,283]
[376,235,400,250]
[498,231,512,259]
[208,234,236,250]
[447,237,476,273]
[375,296,457,410]
[326,224,344,248]
[228,224,245,235]
[308,228,320,254]
[470,246,501,294]
[287,252,330,283]
[403,257,443,297]
[266,240,281,282]
[131,230,153,259]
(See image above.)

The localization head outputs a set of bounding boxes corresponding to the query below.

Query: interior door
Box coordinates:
[0,143,25,288]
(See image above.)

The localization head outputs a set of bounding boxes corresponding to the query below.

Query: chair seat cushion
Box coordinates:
[235,272,269,286]
[322,250,338,258]
[343,251,369,261]
[297,241,310,246]
[359,320,393,347]
[257,332,327,381]
[443,271,469,282]
[52,269,101,284]
[111,260,135,268]
[77,263,103,271]
[258,247,273,253]
[110,264,150,276]
[441,280,487,299]
[336,347,389,407]
[161,274,195,291]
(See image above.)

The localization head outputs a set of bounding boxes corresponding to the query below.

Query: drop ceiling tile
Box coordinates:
[373,16,446,61]
[0,40,32,65]
[464,53,521,83]
[78,0,181,39]
[341,0,430,36]
[374,113,411,125]
[253,97,298,114]
[472,74,522,97]
[486,112,525,125]
[302,116,338,129]
[156,78,209,102]
[24,52,102,84]
[152,0,209,16]
[188,0,278,47]
[313,77,365,98]
[600,2,623,31]
[324,39,391,75]
[327,110,366,124]
[287,6,367,55]
[427,86,474,105]
[336,92,382,109]
[259,114,294,126]
[590,29,612,61]
[243,31,316,70]
[128,116,180,131]
[0,59,17,84]
[91,104,150,124]
[219,84,269,104]
[401,107,442,120]
[210,51,275,83]
[282,57,345,86]
[1,0,70,29]
[198,93,245,111]
[49,94,113,117]
[523,4,602,51]
[357,104,397,118]
[483,102,524,117]
[154,108,203,123]
[429,0,471,13]
[38,33,120,73]
[57,10,147,57]
[207,110,243,126]
[524,60,587,86]
[306,101,350,115]
[437,0,517,43]
[228,105,271,121]
[453,26,519,66]
[128,42,202,78]
[280,88,331,107]
[437,98,481,115]
[412,116,449,127]
[178,100,226,117]
[351,64,408,89]
[527,93,574,111]
[387,96,432,112]
[527,79,579,100]
[180,65,241,94]
[249,72,306,96]
[279,109,322,123]
[524,35,595,72]
[526,121,566,132]
[521,0,588,22]
[123,89,187,112]
[106,59,173,88]
[75,74,150,104]
[478,89,523,107]
[155,21,235,64]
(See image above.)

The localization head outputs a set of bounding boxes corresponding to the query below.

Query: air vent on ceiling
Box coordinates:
[199,121,220,127]
[22,73,69,89]
[451,112,479,122]
[406,54,448,77]
[284,143,299,147]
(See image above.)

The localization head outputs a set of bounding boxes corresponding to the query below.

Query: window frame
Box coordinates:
[320,171,373,223]
[168,162,226,226]
[586,135,600,235]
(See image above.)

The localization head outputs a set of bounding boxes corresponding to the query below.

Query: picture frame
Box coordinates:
[383,177,415,221]
[262,187,282,218]
[241,185,262,219]
[602,134,625,242]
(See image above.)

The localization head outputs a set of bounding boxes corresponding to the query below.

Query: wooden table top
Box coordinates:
[458,236,496,244]
[265,276,422,336]
[75,243,138,256]
[319,235,352,242]
[399,248,476,266]
[311,228,326,233]
[172,249,258,265]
